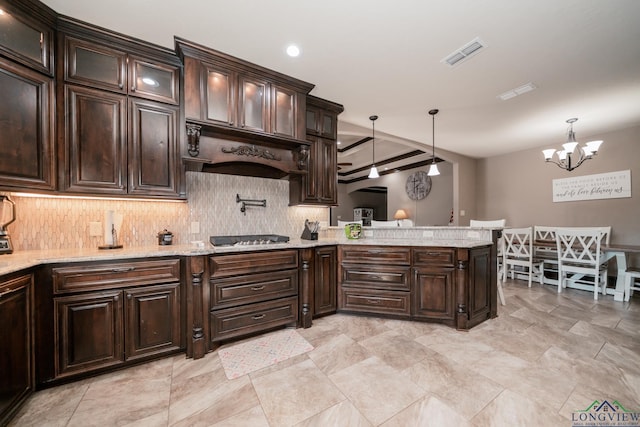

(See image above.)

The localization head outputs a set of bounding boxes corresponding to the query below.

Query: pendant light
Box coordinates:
[368,115,379,179]
[427,109,440,176]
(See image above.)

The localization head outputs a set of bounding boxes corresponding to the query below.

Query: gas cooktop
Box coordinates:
[209,234,290,247]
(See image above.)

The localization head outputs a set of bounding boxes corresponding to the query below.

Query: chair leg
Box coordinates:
[497,278,506,306]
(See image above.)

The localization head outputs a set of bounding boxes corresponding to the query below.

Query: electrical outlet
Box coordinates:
[89,221,102,236]
[191,221,200,234]
[460,209,466,216]
[467,231,480,238]
[364,230,373,237]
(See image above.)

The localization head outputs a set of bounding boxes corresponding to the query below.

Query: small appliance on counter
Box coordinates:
[157,229,173,245]
[0,195,16,254]
[98,210,123,250]
[301,219,319,240]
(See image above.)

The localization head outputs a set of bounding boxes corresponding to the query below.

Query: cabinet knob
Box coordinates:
[126,293,132,300]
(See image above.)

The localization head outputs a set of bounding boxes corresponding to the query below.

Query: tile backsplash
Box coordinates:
[6,172,328,251]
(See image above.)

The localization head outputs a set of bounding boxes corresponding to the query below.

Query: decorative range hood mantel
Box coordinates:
[184,122,310,179]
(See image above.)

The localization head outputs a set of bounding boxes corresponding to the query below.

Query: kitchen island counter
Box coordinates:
[0,236,493,276]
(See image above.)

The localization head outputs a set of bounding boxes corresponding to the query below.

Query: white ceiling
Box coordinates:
[41,0,640,173]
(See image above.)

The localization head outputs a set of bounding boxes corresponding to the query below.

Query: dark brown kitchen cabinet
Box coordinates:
[58,18,184,199]
[63,35,179,105]
[54,290,124,377]
[0,273,33,426]
[48,258,183,380]
[0,1,55,76]
[64,84,127,194]
[290,96,343,206]
[314,246,337,317]
[412,267,456,321]
[128,98,180,197]
[209,250,299,347]
[177,37,314,144]
[0,57,55,191]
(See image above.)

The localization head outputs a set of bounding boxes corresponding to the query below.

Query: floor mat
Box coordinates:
[218,328,314,379]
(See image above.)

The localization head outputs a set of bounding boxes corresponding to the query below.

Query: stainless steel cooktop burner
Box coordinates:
[209,234,290,247]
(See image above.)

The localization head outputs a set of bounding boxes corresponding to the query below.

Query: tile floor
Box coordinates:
[10,279,640,427]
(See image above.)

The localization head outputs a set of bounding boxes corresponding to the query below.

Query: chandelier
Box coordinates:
[542,118,603,171]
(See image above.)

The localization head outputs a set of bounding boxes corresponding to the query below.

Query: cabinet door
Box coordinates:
[238,75,269,132]
[467,246,492,327]
[65,85,127,194]
[271,85,296,138]
[54,291,124,378]
[306,106,337,139]
[129,56,179,105]
[124,283,181,361]
[314,246,337,317]
[0,274,32,425]
[202,63,236,125]
[317,138,337,204]
[64,36,127,93]
[128,98,180,197]
[0,58,55,191]
[0,7,53,75]
[412,267,455,321]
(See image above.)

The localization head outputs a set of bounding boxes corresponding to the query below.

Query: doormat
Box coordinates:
[218,328,314,379]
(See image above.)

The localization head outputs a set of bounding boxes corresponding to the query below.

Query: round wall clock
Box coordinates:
[405,170,432,200]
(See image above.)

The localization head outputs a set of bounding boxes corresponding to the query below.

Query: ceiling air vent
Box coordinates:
[442,37,486,67]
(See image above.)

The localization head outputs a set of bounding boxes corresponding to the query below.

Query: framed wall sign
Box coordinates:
[552,170,631,202]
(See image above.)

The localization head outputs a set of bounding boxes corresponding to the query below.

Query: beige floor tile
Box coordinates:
[8,381,89,427]
[210,405,270,427]
[295,400,373,427]
[359,329,430,370]
[169,374,259,426]
[381,395,472,427]
[328,356,425,425]
[306,333,371,375]
[402,351,503,420]
[252,358,345,426]
[471,389,566,426]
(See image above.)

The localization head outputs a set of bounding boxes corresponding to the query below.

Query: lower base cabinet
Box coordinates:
[49,258,183,381]
[0,273,33,426]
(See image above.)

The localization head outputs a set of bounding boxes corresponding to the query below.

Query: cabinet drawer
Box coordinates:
[211,270,298,308]
[52,259,180,294]
[339,246,411,265]
[339,288,410,317]
[412,248,456,267]
[210,296,298,342]
[210,250,298,278]
[341,264,410,291]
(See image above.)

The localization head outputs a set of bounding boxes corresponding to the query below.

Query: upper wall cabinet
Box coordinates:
[58,18,184,199]
[176,37,315,147]
[0,1,55,76]
[0,1,56,192]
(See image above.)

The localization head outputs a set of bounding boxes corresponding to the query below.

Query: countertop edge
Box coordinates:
[0,238,493,276]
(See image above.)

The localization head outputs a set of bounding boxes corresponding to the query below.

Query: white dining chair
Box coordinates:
[533,226,558,285]
[502,227,544,287]
[624,267,640,301]
[470,219,506,305]
[555,227,607,300]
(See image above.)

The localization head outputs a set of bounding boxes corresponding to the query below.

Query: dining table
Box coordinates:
[534,240,640,301]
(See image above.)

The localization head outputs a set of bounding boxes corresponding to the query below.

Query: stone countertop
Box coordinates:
[0,237,492,276]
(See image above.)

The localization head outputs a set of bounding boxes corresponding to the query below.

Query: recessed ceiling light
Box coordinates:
[286,44,300,57]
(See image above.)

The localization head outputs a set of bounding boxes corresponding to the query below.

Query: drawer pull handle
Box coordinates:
[251,314,266,320]
[250,286,265,291]
[367,250,383,254]
[366,299,381,304]
[369,275,382,280]
[427,252,441,256]
[111,267,135,273]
